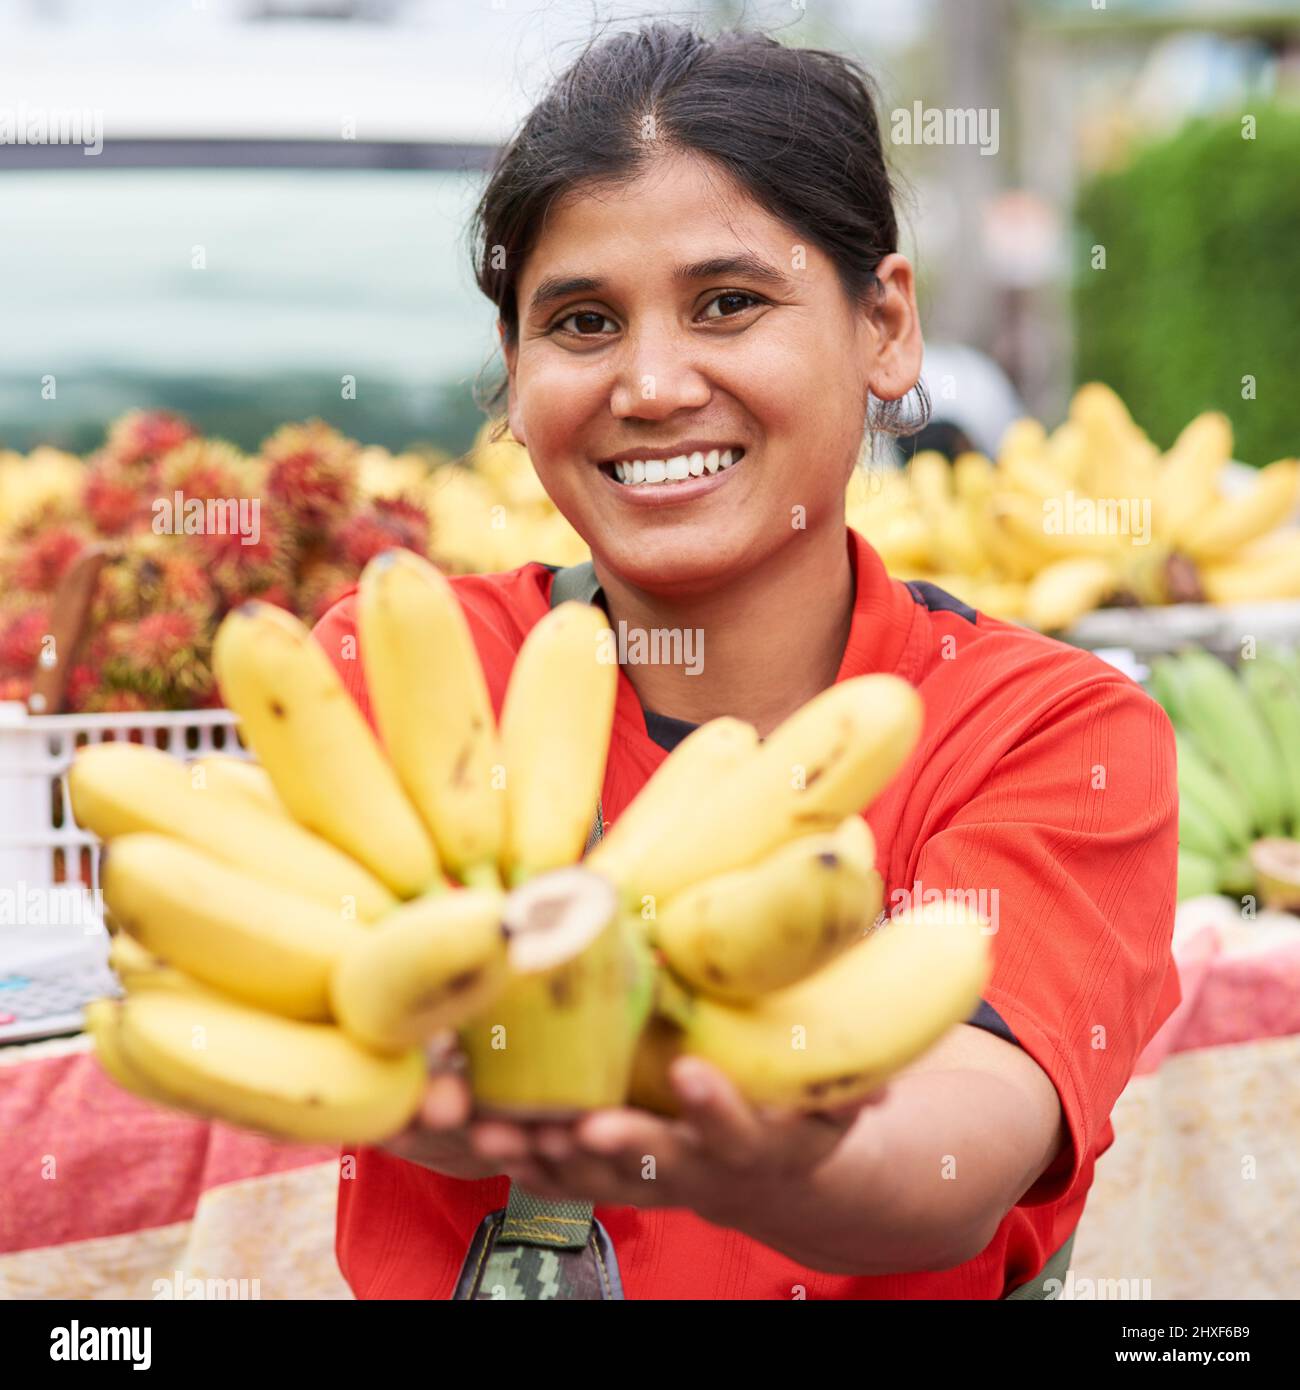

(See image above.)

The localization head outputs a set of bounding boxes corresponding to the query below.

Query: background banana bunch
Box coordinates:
[74,548,991,1144]
[1147,645,1300,908]
[849,383,1300,632]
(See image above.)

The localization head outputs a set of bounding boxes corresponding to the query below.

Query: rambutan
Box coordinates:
[197,507,290,606]
[6,525,89,594]
[262,420,359,538]
[83,452,151,536]
[105,410,196,466]
[0,673,32,704]
[0,604,53,677]
[103,609,213,708]
[296,558,358,625]
[88,536,216,627]
[334,496,430,571]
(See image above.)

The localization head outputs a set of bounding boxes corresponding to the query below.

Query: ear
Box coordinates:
[863,253,924,404]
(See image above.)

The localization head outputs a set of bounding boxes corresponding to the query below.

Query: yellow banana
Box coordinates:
[585,717,758,883]
[1152,411,1231,544]
[631,901,991,1113]
[651,815,882,1002]
[107,932,194,993]
[1200,534,1300,604]
[1178,458,1300,560]
[601,674,922,910]
[909,452,988,575]
[499,602,618,886]
[358,549,505,890]
[331,887,509,1053]
[1023,556,1118,632]
[212,601,439,898]
[952,452,995,505]
[102,833,369,1021]
[85,998,194,1112]
[190,755,287,818]
[68,742,395,921]
[104,989,426,1144]
[993,491,1121,561]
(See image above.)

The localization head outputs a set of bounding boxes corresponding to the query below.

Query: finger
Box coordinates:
[574,1107,692,1192]
[417,1072,473,1131]
[467,1119,535,1163]
[668,1058,766,1168]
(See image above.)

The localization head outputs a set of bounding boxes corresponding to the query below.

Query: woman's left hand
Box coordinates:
[464,1057,886,1227]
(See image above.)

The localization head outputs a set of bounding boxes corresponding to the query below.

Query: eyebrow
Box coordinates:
[526,253,793,317]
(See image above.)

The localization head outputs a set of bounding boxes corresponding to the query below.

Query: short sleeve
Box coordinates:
[311,589,380,737]
[911,677,1181,1206]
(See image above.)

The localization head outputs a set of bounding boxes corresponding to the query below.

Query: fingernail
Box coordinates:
[673,1063,711,1103]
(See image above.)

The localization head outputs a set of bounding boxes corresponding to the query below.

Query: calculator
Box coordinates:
[0,954,123,1046]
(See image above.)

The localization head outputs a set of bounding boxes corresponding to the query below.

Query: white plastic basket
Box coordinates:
[0,701,245,898]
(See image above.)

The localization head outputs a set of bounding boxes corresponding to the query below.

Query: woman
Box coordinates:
[313,20,1179,1299]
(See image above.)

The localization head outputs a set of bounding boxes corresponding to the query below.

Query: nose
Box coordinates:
[607,321,712,420]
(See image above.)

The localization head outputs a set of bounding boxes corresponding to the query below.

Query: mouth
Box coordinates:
[598,446,746,488]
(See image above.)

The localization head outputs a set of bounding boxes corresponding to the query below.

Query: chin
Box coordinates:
[594,532,755,597]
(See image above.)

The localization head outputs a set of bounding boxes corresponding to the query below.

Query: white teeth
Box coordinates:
[609,448,745,485]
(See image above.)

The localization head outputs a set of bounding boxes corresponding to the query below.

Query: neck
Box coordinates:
[593,519,856,739]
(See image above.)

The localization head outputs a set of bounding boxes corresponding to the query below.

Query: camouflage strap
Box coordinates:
[470,565,610,1298]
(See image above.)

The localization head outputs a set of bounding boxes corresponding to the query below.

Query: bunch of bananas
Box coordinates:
[425,420,589,575]
[1147,645,1300,908]
[73,548,991,1143]
[849,383,1300,631]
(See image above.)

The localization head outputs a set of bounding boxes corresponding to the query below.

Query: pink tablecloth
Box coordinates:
[2,900,1298,1298]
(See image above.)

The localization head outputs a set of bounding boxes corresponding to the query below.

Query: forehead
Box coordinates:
[519,152,804,296]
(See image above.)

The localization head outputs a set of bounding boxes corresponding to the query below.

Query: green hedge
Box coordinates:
[1073,106,1300,466]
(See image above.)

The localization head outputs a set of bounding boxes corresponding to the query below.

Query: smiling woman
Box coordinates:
[314,18,1180,1303]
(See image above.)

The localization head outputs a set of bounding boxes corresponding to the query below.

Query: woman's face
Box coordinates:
[502,152,921,595]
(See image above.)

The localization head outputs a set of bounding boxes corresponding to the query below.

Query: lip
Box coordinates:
[598,449,747,506]
[597,441,746,466]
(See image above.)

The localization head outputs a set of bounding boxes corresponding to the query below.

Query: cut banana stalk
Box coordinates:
[459,867,652,1116]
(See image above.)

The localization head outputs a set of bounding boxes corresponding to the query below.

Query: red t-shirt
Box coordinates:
[312,527,1180,1299]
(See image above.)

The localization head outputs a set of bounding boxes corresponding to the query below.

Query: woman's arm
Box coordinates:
[730,1023,1067,1276]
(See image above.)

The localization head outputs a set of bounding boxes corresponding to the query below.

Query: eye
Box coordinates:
[700,290,764,321]
[551,309,618,337]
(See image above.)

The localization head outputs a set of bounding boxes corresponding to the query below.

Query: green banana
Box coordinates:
[1171,649,1288,837]
[1177,849,1219,902]
[1177,796,1232,861]
[1239,649,1300,837]
[1174,732,1253,851]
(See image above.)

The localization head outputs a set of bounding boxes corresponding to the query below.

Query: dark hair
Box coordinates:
[469,17,929,447]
